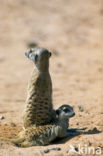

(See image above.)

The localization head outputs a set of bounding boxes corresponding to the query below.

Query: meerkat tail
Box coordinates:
[0,137,25,146]
[0,137,10,142]
[18,141,34,147]
[10,138,25,145]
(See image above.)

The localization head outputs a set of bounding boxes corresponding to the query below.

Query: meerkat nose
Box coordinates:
[49,52,52,57]
[73,112,75,116]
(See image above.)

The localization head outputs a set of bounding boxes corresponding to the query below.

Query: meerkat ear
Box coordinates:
[56,109,60,115]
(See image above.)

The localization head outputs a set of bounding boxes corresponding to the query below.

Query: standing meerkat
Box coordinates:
[23,47,56,128]
[10,105,75,147]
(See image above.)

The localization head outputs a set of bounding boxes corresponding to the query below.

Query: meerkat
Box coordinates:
[10,105,75,147]
[23,47,56,128]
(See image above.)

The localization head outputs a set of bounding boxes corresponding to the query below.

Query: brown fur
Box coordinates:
[10,105,75,147]
[23,48,56,128]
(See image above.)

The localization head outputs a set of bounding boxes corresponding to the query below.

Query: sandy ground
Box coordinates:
[0,0,103,155]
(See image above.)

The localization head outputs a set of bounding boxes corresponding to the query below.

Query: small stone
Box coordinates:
[74,147,78,152]
[44,149,50,153]
[0,114,4,120]
[88,141,92,146]
[92,127,99,132]
[78,105,84,112]
[52,147,61,151]
[10,123,16,127]
[88,127,100,134]
[76,122,79,125]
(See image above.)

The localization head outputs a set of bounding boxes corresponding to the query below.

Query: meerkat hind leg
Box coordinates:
[66,127,87,136]
[68,127,87,132]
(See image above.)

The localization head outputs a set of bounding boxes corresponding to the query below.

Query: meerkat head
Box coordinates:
[25,47,51,71]
[56,105,75,120]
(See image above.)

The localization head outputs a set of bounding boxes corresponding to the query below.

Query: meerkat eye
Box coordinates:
[34,54,38,62]
[63,108,69,113]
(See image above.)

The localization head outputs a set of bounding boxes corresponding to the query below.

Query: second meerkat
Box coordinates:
[23,48,55,128]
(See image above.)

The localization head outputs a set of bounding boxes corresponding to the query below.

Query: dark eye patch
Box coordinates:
[63,108,70,113]
[35,54,38,62]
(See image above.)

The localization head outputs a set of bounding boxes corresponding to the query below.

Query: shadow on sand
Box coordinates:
[53,127,102,144]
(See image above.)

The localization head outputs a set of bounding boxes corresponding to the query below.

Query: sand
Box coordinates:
[0,0,103,155]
